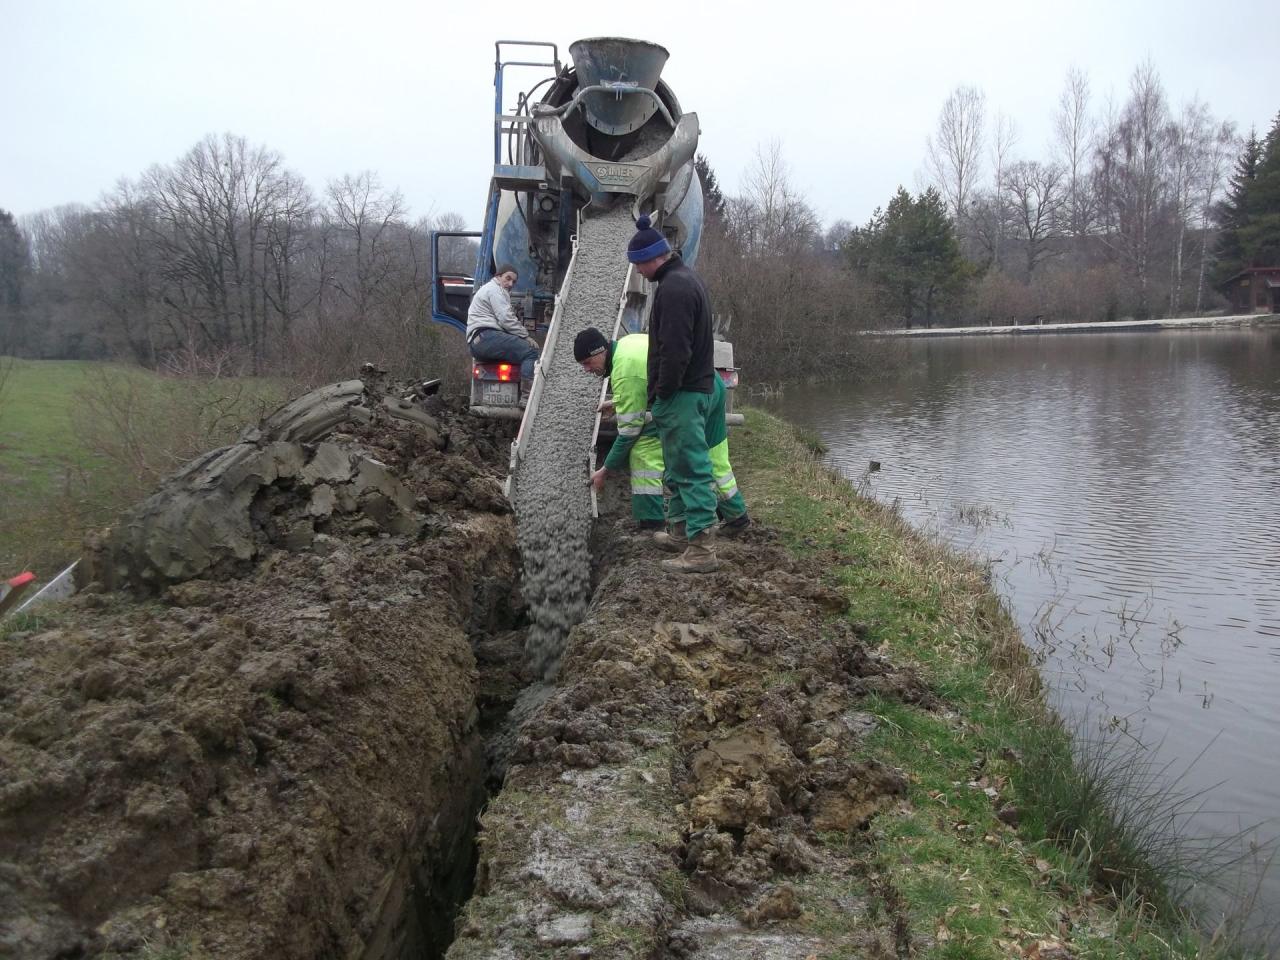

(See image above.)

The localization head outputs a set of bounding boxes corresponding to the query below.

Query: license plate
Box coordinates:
[478,381,519,405]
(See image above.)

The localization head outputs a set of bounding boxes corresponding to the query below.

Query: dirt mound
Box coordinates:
[1,378,522,959]
[448,521,936,958]
[78,371,511,594]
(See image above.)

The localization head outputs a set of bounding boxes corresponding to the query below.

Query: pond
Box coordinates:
[766,326,1280,933]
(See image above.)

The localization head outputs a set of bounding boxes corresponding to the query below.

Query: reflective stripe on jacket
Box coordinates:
[603,334,657,471]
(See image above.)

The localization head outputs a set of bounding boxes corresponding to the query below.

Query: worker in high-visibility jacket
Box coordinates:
[576,327,749,535]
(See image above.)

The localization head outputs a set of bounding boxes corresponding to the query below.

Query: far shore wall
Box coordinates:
[878,313,1280,338]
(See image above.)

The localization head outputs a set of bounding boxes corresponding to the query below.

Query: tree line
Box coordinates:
[848,63,1279,327]
[0,133,474,382]
[7,63,1271,387]
[0,134,885,387]
[694,146,884,383]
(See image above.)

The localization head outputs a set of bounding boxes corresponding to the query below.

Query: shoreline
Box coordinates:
[728,409,1257,956]
[449,407,1246,958]
[877,312,1280,338]
[2,382,1262,957]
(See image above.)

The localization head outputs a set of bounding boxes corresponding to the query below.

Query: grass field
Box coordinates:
[0,359,111,501]
[0,357,290,576]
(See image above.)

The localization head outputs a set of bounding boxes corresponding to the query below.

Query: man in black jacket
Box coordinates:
[627,214,723,573]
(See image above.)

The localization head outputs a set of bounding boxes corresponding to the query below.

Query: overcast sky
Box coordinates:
[4,0,1277,230]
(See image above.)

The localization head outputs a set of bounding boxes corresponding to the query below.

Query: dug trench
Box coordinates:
[1,374,527,959]
[1,372,937,959]
[447,511,937,959]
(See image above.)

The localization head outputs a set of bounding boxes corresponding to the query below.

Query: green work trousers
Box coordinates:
[705,377,747,522]
[652,389,720,538]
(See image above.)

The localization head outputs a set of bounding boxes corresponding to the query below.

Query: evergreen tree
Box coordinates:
[1214,127,1264,283]
[1238,111,1280,268]
[693,153,727,223]
[846,187,969,327]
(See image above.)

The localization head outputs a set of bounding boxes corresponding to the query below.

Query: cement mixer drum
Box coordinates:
[567,37,670,136]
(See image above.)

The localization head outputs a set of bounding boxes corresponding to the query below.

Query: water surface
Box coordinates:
[767,327,1280,924]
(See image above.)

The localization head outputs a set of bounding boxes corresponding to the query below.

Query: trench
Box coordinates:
[357,600,527,960]
[374,514,626,960]
[362,208,637,959]
[372,461,631,960]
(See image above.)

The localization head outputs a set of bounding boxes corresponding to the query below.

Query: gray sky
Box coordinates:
[4,0,1277,229]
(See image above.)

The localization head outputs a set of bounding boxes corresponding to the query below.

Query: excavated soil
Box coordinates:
[4,367,940,960]
[448,519,938,959]
[0,378,523,959]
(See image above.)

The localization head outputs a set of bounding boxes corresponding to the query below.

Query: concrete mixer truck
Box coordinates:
[427,38,739,421]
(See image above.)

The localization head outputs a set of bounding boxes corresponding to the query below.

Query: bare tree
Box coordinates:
[24,197,163,362]
[729,141,820,256]
[1194,120,1239,312]
[965,189,1007,268]
[1053,67,1097,246]
[1006,160,1067,277]
[142,133,303,369]
[1165,98,1213,314]
[428,211,477,274]
[9,131,491,383]
[1093,61,1170,317]
[989,111,1020,269]
[91,189,154,362]
[925,85,986,230]
[260,169,315,350]
[324,172,408,323]
[821,219,854,254]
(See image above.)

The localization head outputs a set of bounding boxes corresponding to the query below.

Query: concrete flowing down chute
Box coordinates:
[425,37,738,677]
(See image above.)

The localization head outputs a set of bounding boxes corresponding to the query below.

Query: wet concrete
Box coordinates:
[512,206,635,679]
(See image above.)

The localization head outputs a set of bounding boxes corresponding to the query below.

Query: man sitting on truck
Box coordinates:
[466,264,540,393]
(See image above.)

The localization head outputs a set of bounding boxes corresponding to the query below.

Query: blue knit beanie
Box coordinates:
[626,214,671,263]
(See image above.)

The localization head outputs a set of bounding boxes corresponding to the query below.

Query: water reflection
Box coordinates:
[767,327,1280,930]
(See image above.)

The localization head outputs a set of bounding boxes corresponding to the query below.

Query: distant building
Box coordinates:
[1218,266,1280,314]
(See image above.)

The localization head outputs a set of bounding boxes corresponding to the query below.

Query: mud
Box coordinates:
[1,379,523,959]
[5,363,941,958]
[512,206,635,679]
[448,519,938,959]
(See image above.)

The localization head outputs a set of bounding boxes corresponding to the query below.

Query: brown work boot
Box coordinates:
[719,513,751,538]
[661,529,721,574]
[653,520,686,553]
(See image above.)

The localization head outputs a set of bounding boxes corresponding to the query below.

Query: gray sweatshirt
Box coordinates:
[466,278,528,341]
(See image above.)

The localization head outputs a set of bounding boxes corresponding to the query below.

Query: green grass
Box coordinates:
[0,359,112,499]
[0,357,290,576]
[732,406,1266,959]
[0,605,71,640]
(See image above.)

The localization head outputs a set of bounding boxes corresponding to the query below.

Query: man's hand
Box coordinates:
[597,399,615,416]
[588,467,608,491]
[526,336,539,349]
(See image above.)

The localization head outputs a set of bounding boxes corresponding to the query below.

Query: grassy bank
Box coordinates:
[732,406,1258,959]
[0,358,290,576]
[0,359,104,495]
